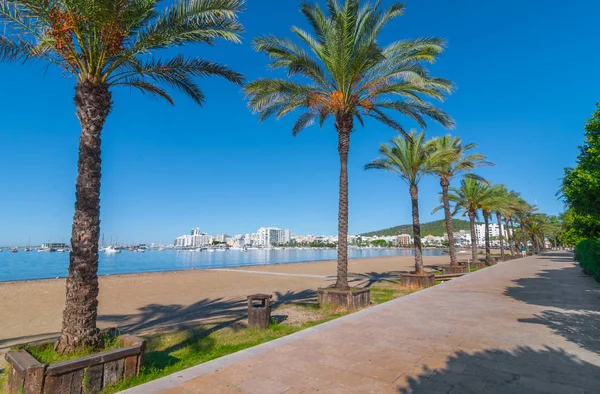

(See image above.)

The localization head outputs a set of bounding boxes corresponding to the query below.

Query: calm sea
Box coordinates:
[0,248,445,282]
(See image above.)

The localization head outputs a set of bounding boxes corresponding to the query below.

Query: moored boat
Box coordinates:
[104,246,121,254]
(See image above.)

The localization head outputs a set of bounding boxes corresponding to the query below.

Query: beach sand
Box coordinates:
[0,254,456,361]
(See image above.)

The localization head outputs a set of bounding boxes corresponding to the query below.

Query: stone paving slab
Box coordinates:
[121,252,600,394]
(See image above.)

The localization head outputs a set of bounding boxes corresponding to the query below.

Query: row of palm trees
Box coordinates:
[362,130,551,275]
[0,0,551,356]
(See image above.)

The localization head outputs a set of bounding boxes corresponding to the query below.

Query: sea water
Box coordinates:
[0,248,444,282]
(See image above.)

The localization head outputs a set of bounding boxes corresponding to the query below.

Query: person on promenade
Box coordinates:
[521,246,527,257]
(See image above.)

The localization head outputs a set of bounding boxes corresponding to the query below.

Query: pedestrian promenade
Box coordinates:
[123,252,600,393]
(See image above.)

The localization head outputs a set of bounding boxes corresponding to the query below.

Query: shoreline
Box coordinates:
[0,249,449,285]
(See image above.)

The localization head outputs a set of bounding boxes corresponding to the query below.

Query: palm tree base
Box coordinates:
[441,265,467,274]
[401,273,436,289]
[317,287,370,310]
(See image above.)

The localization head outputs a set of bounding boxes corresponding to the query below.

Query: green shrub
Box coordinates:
[575,238,600,281]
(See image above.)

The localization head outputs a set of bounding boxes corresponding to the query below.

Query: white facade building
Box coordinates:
[475,223,506,245]
[256,227,292,247]
[175,235,193,247]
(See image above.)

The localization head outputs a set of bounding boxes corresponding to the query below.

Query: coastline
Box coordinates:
[0,248,449,285]
[0,254,450,360]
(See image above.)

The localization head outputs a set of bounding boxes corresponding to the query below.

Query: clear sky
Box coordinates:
[0,0,597,245]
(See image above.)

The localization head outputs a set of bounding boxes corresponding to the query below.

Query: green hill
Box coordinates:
[361,219,473,237]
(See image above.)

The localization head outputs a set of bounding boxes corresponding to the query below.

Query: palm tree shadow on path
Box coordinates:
[503,256,600,355]
[398,346,600,393]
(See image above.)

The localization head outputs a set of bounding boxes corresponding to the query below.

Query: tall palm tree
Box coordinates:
[478,183,503,264]
[244,0,454,290]
[365,131,435,275]
[447,177,485,264]
[522,213,549,253]
[515,199,537,253]
[428,135,491,267]
[502,190,523,256]
[492,185,510,260]
[0,0,244,353]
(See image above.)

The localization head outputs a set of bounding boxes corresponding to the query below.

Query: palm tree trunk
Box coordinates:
[510,217,519,248]
[505,216,516,256]
[541,233,546,251]
[410,184,424,274]
[469,211,477,263]
[484,211,491,263]
[334,119,351,290]
[441,179,457,266]
[496,212,505,261]
[531,235,538,254]
[520,220,527,252]
[55,82,112,354]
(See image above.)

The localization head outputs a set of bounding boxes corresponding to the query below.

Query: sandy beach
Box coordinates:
[0,254,457,360]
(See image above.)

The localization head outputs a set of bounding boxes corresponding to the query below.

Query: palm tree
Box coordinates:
[428,135,491,267]
[0,0,244,353]
[492,186,510,260]
[522,213,549,253]
[515,199,537,253]
[447,177,485,264]
[244,0,454,290]
[501,190,523,257]
[478,183,503,264]
[365,131,435,275]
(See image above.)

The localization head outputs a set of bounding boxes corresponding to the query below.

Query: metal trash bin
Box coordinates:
[247,294,272,329]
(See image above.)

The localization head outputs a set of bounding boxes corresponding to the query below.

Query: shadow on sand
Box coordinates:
[98,289,318,334]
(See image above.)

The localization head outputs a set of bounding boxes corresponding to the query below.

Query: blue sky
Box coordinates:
[0,0,597,245]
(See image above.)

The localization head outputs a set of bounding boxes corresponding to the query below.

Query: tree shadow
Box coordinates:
[398,346,600,393]
[519,310,600,354]
[98,297,248,334]
[0,332,60,352]
[109,290,318,371]
[98,290,318,335]
[503,264,600,311]
[348,271,402,288]
[541,251,576,263]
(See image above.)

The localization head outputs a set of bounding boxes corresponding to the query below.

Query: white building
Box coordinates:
[192,233,213,247]
[175,235,193,248]
[256,227,292,247]
[475,223,507,245]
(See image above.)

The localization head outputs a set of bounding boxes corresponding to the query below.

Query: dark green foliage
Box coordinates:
[575,238,600,281]
[361,219,475,237]
[562,104,600,239]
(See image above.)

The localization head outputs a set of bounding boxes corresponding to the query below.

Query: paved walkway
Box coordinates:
[123,252,600,394]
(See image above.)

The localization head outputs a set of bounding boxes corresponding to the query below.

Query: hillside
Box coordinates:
[361,219,473,237]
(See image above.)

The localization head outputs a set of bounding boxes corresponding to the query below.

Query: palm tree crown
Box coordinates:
[428,136,492,183]
[0,0,245,102]
[244,0,454,135]
[365,130,434,185]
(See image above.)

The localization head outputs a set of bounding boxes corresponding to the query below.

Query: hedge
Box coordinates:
[575,238,600,281]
